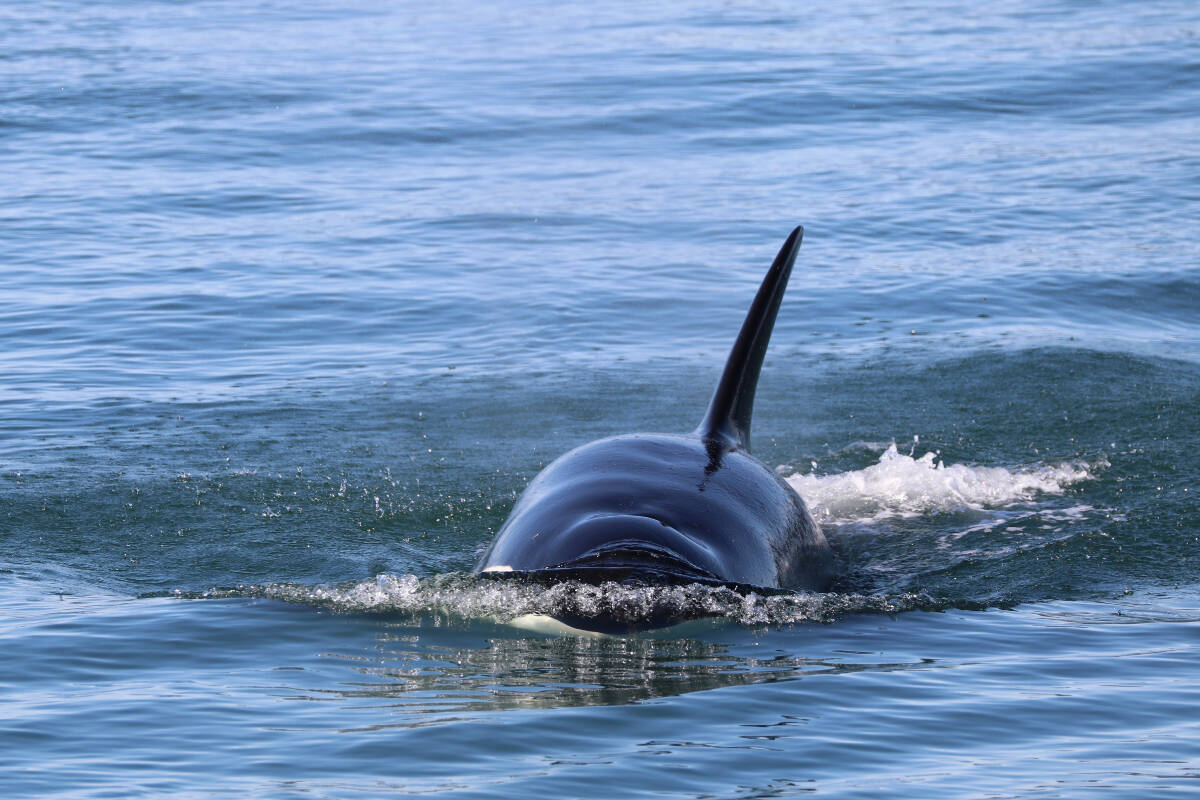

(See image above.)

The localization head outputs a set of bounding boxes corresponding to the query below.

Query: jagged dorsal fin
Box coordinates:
[695,225,803,452]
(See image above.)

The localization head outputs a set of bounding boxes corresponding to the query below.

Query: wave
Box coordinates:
[784,441,1102,525]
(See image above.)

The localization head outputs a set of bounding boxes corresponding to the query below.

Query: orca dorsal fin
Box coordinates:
[695,225,803,452]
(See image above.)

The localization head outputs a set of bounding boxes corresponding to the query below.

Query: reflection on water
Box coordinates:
[288,616,926,726]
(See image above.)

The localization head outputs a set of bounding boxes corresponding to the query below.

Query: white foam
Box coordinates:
[189,574,934,629]
[785,443,1101,525]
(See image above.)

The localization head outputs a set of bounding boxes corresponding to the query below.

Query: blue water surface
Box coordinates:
[2,0,1198,797]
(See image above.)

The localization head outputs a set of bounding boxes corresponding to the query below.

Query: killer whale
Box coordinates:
[475,226,833,629]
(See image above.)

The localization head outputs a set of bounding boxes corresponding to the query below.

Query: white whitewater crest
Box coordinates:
[784,440,1102,525]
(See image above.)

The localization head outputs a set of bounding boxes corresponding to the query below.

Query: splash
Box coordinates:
[184,573,940,629]
[785,443,1101,525]
[177,445,1105,631]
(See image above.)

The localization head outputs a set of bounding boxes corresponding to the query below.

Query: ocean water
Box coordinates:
[2,0,1199,797]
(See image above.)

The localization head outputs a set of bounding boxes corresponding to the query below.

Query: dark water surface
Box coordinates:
[2,1,1198,797]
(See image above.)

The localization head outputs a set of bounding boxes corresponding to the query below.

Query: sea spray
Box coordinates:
[786,443,1102,525]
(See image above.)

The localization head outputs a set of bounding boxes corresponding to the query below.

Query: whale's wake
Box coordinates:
[784,442,1101,525]
[177,443,1107,629]
[184,573,933,628]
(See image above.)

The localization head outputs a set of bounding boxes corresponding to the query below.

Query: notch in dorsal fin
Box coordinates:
[695,225,803,452]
